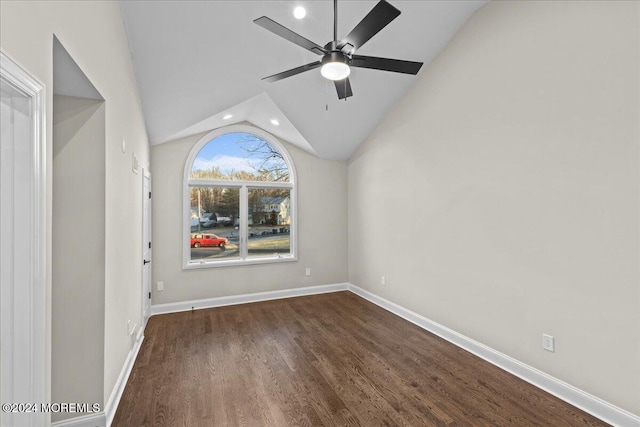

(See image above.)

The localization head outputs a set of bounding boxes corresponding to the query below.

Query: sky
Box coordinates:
[192,132,283,176]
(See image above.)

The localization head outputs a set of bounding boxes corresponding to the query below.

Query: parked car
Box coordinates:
[190,233,228,248]
[216,216,233,226]
[200,218,218,228]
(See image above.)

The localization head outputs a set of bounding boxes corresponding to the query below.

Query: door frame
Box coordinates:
[0,50,47,427]
[142,169,152,327]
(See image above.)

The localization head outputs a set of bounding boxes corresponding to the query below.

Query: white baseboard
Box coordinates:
[120,281,638,427]
[150,282,350,316]
[347,284,640,427]
[50,412,104,427]
[104,328,145,427]
[48,329,144,427]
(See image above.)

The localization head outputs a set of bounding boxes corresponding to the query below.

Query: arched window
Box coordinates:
[183,125,296,268]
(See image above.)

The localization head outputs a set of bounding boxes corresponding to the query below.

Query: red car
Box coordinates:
[190,233,228,248]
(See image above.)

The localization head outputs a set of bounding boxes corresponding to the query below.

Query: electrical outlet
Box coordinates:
[121,138,126,153]
[381,276,386,286]
[543,334,555,352]
[305,268,311,276]
[127,320,131,335]
[157,281,164,291]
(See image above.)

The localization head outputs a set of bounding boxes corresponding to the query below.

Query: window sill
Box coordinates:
[183,254,297,270]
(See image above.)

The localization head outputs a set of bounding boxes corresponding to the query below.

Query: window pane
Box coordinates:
[190,132,289,182]
[190,187,240,261]
[247,188,291,257]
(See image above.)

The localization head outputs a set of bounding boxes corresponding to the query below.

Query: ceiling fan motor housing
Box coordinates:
[322,50,349,67]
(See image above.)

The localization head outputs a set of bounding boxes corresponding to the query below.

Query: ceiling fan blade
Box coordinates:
[350,55,423,75]
[337,0,400,54]
[254,17,327,55]
[334,78,353,100]
[262,61,322,83]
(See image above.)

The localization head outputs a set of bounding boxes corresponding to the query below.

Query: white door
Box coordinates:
[0,52,46,427]
[142,170,152,324]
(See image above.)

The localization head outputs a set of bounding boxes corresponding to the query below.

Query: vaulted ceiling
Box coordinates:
[120,0,488,160]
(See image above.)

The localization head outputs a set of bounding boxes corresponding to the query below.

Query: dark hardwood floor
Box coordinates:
[112,291,609,426]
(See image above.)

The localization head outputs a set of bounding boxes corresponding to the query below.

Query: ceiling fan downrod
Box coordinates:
[333,0,338,42]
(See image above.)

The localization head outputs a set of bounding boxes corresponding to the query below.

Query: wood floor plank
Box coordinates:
[112,292,610,427]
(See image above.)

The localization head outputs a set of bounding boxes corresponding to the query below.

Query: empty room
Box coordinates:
[0,0,638,426]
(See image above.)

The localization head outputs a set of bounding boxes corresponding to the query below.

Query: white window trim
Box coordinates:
[182,124,298,269]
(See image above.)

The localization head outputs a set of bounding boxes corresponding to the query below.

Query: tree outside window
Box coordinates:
[184,126,296,268]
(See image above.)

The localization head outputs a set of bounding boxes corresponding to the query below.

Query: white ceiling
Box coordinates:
[120,0,487,160]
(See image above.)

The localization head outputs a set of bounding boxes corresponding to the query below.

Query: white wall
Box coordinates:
[151,128,347,304]
[3,0,637,420]
[0,0,150,418]
[52,95,105,422]
[348,0,639,416]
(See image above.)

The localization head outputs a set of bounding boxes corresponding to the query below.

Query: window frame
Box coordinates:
[183,124,297,269]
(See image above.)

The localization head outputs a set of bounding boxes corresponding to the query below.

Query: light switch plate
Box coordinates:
[132,153,140,174]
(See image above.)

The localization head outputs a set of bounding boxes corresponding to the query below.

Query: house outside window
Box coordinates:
[183,125,297,268]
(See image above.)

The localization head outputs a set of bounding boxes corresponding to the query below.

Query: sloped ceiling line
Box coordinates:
[120,0,488,160]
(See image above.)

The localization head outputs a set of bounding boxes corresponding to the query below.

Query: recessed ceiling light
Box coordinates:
[270,119,280,126]
[293,6,306,20]
[222,114,233,120]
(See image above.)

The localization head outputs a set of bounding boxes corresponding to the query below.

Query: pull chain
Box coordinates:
[325,79,329,111]
[344,79,347,102]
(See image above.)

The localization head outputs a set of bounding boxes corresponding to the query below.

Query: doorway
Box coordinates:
[0,51,46,427]
[142,170,152,324]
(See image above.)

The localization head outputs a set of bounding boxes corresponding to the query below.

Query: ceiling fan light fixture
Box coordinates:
[321,51,350,81]
[321,61,350,81]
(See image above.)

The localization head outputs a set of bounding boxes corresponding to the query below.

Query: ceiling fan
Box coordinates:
[254,0,424,100]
